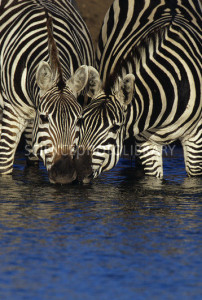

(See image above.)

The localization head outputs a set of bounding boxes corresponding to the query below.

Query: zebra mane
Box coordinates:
[46,13,66,90]
[104,26,167,95]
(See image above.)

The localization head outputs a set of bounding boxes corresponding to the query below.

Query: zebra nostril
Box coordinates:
[74,148,93,182]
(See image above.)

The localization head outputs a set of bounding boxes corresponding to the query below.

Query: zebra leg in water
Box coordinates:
[0,102,27,174]
[0,110,2,135]
[135,139,163,178]
[24,121,39,166]
[0,93,3,135]
[181,120,202,177]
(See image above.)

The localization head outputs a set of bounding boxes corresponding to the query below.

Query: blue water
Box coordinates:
[0,147,201,300]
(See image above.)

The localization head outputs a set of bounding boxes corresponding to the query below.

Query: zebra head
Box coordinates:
[75,67,135,183]
[33,63,89,184]
[32,15,91,185]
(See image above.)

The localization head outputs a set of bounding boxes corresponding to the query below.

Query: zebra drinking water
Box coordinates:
[75,0,201,182]
[0,0,94,183]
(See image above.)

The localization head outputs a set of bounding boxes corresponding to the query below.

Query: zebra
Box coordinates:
[74,0,202,183]
[0,0,94,184]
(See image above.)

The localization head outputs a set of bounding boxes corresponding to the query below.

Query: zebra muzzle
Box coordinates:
[74,148,93,183]
[48,155,77,184]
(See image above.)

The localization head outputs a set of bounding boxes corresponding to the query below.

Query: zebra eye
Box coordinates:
[110,124,120,133]
[76,117,83,127]
[40,114,49,124]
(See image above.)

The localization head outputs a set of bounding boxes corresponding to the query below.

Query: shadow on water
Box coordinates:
[0,147,201,300]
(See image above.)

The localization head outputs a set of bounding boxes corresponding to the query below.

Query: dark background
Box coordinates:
[76,0,113,45]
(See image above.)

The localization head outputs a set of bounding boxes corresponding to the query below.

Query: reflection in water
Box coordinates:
[0,149,201,299]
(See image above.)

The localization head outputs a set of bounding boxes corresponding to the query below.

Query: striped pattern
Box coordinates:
[33,86,82,171]
[78,0,201,179]
[79,94,126,177]
[0,0,94,177]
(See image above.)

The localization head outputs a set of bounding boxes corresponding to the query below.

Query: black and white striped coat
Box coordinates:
[76,0,201,182]
[0,0,94,183]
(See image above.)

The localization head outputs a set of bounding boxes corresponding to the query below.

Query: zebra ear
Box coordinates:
[36,61,53,97]
[115,74,135,106]
[67,65,88,96]
[87,66,103,98]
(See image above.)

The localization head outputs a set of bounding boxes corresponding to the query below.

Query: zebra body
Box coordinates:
[0,0,94,183]
[76,0,201,182]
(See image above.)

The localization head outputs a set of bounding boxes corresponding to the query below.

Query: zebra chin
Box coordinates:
[48,155,77,184]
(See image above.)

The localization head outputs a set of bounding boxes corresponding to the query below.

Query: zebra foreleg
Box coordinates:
[24,120,39,166]
[181,120,202,177]
[0,98,3,135]
[0,107,27,175]
[0,109,2,136]
[135,140,163,178]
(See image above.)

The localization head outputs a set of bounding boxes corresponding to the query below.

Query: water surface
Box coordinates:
[0,147,201,300]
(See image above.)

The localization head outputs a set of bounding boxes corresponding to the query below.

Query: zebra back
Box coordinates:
[96,0,201,91]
